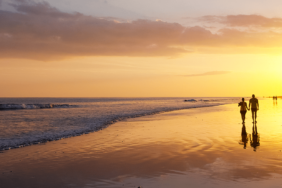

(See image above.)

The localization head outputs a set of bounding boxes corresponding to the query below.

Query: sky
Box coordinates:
[0,0,282,97]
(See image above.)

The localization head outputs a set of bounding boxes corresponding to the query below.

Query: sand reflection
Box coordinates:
[273,100,278,106]
[239,123,249,149]
[250,122,260,151]
[239,122,260,151]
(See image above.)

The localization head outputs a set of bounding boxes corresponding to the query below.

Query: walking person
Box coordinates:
[249,94,259,122]
[238,98,249,123]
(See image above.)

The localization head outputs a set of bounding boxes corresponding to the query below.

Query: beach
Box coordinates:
[2,0,282,187]
[1,98,282,188]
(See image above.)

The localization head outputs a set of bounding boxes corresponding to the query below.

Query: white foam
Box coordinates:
[0,98,240,150]
[0,103,75,110]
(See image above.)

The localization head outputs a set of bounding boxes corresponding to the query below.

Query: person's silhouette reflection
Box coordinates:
[273,97,278,106]
[250,122,260,151]
[239,123,248,149]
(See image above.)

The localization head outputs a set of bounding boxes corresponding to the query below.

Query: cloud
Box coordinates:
[184,71,230,77]
[199,15,282,28]
[1,1,282,60]
[0,0,190,60]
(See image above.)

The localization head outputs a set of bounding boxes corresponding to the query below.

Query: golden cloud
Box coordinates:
[1,1,282,60]
[199,14,282,28]
[184,71,231,77]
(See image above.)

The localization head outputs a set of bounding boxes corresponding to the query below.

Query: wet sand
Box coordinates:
[1,99,282,188]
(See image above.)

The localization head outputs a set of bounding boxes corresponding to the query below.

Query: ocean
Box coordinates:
[0,97,239,150]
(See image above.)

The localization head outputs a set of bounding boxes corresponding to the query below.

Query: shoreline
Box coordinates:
[1,102,227,151]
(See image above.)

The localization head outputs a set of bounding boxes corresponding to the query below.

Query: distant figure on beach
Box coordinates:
[249,94,259,123]
[238,98,249,123]
[273,96,278,105]
[250,122,260,151]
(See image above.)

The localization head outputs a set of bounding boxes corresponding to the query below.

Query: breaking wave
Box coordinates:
[0,97,241,150]
[0,104,75,110]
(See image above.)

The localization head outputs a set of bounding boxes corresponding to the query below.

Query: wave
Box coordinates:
[0,103,76,110]
[0,97,242,150]
[184,98,241,102]
[184,99,197,102]
[0,102,227,151]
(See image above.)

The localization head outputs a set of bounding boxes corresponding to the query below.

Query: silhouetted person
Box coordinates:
[238,98,249,123]
[250,122,260,151]
[249,94,259,122]
[240,123,248,149]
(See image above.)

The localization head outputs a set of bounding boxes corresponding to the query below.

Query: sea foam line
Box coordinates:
[0,103,76,110]
[0,102,224,151]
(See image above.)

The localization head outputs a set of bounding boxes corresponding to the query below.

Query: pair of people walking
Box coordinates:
[238,94,259,123]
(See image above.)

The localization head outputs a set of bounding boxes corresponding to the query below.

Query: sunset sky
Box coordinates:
[1,0,282,97]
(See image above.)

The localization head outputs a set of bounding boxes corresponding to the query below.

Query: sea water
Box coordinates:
[0,97,239,150]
